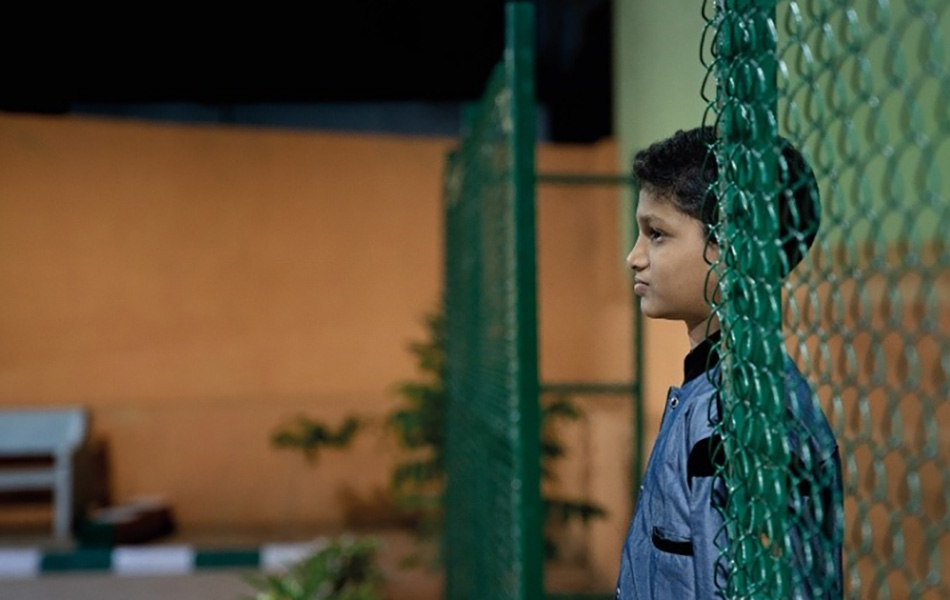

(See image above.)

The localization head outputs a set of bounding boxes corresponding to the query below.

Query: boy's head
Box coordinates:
[626,126,820,328]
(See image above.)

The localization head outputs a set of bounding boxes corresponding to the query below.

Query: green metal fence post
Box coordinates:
[507,3,544,599]
[629,181,645,509]
[442,3,541,599]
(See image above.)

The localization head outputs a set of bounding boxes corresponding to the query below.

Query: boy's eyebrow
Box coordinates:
[637,213,671,228]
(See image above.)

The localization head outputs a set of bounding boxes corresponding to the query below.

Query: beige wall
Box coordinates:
[0,114,637,583]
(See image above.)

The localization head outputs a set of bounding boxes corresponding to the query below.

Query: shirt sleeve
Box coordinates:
[787,447,844,599]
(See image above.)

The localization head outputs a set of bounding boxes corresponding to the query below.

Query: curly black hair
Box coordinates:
[632,125,821,276]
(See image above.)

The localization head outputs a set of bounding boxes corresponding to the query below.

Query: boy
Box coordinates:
[615,127,842,600]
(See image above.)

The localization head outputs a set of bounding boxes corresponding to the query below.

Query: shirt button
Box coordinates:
[670,396,679,408]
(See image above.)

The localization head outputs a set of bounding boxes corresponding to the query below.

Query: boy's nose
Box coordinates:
[626,237,647,271]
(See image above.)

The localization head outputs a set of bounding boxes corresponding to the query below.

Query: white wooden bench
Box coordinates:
[0,408,88,538]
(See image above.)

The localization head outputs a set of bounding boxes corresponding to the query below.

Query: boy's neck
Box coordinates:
[687,317,720,350]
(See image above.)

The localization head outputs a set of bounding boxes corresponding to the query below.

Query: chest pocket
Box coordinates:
[652,526,693,556]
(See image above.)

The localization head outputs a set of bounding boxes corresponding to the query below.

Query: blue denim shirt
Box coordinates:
[616,335,843,600]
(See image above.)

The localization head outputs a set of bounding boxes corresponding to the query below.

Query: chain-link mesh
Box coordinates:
[443,4,543,600]
[703,1,950,599]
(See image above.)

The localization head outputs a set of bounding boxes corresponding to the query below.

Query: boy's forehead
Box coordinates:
[636,188,708,235]
[636,189,685,220]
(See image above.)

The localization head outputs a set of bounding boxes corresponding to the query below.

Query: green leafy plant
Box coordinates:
[272,416,361,463]
[386,311,447,545]
[268,307,607,562]
[243,536,383,600]
[389,309,607,560]
[539,394,608,558]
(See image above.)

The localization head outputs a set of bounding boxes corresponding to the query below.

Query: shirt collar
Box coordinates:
[683,330,722,383]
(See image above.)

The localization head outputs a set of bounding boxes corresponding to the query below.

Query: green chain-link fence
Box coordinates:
[446,1,947,599]
[704,1,950,599]
[443,4,543,600]
[443,4,641,599]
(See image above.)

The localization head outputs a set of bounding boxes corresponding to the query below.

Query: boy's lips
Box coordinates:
[633,279,649,295]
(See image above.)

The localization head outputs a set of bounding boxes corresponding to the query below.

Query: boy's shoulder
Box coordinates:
[783,355,839,460]
[684,355,837,458]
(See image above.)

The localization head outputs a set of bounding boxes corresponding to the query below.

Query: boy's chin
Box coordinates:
[638,300,707,324]
[637,299,668,320]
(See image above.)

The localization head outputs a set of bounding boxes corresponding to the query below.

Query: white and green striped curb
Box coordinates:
[0,540,327,579]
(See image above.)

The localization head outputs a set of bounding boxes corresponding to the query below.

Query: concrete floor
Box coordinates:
[0,571,253,600]
[0,561,445,600]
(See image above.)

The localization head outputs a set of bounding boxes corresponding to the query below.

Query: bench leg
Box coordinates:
[53,455,73,539]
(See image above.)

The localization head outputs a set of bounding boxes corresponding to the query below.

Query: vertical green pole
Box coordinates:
[630,182,645,507]
[717,0,788,598]
[442,148,461,600]
[507,3,543,600]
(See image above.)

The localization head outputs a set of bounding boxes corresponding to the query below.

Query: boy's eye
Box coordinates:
[648,229,665,241]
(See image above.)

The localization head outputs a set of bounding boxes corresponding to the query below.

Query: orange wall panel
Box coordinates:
[0,114,451,528]
[0,114,684,589]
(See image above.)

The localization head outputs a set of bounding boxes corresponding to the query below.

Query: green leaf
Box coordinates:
[392,458,443,488]
[542,396,582,421]
[540,439,565,460]
[243,536,383,600]
[545,497,608,524]
[270,415,361,463]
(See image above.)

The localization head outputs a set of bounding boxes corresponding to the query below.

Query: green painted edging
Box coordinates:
[41,548,112,572]
[194,549,261,569]
[35,547,265,573]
